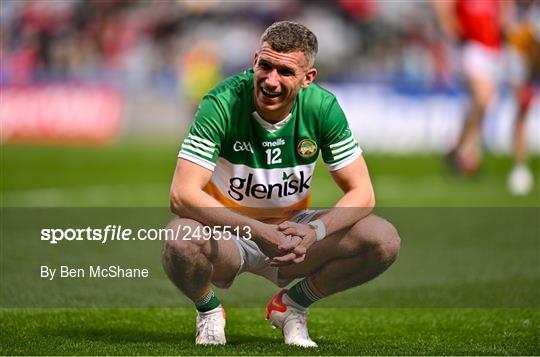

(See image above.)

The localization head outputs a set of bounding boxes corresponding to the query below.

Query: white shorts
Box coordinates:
[213,209,321,289]
[460,41,502,83]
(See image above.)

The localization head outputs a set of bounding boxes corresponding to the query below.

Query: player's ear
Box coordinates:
[301,68,317,88]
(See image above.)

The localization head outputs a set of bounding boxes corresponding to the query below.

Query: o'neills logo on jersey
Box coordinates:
[262,138,285,147]
[227,171,312,201]
[297,139,318,158]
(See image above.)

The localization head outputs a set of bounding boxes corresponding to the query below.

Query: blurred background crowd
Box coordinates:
[1,0,539,204]
[1,0,539,159]
[1,0,453,96]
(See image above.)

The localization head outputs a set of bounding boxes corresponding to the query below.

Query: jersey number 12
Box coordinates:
[265,148,282,165]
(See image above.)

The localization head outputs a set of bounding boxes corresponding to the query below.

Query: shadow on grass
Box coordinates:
[47,324,280,347]
[48,324,191,344]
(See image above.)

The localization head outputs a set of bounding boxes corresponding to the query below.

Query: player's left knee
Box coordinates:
[375,221,400,265]
[343,218,400,265]
[361,220,400,266]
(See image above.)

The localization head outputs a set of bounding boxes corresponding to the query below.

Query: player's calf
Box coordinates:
[162,217,228,345]
[161,218,216,301]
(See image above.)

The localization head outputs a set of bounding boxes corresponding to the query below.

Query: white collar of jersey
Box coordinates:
[251,111,292,133]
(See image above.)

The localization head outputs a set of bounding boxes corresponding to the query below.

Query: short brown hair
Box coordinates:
[260,21,318,67]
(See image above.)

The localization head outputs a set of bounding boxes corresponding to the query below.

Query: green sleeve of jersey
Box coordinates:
[178,95,226,171]
[320,98,362,171]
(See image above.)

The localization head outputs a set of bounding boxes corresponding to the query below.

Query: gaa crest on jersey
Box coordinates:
[297,139,318,158]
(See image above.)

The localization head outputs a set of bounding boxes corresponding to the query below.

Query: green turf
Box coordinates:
[1,143,539,355]
[1,308,538,355]
[1,144,539,207]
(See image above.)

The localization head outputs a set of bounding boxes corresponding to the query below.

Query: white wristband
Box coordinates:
[308,219,326,241]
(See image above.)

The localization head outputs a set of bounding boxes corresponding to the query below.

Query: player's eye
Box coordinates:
[279,69,295,76]
[259,62,271,70]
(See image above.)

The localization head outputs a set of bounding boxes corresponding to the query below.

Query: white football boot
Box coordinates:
[266,289,318,348]
[195,306,226,345]
[508,163,533,196]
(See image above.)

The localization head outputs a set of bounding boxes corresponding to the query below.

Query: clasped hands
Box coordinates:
[257,221,317,267]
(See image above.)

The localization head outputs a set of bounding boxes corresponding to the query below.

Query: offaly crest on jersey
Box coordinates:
[297,139,318,158]
[178,69,362,222]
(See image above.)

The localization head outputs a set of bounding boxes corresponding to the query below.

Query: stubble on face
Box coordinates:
[253,43,311,123]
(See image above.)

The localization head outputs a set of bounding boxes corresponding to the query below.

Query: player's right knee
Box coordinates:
[162,217,208,264]
[162,238,199,265]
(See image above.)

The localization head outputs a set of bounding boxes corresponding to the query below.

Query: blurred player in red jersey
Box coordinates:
[434,0,511,175]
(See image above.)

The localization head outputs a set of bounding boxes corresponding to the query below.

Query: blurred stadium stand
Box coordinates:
[1,0,538,152]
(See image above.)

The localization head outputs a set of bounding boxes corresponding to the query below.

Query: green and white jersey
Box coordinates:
[178,70,361,221]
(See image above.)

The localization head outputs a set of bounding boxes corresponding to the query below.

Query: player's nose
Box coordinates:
[265,69,279,88]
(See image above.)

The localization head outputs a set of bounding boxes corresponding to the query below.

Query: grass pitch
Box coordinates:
[1,143,539,355]
[2,144,539,207]
[1,308,538,355]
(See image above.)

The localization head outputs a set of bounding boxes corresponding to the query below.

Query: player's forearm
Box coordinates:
[170,188,267,239]
[318,187,375,237]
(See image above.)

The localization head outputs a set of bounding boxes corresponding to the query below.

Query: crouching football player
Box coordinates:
[162,21,400,347]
